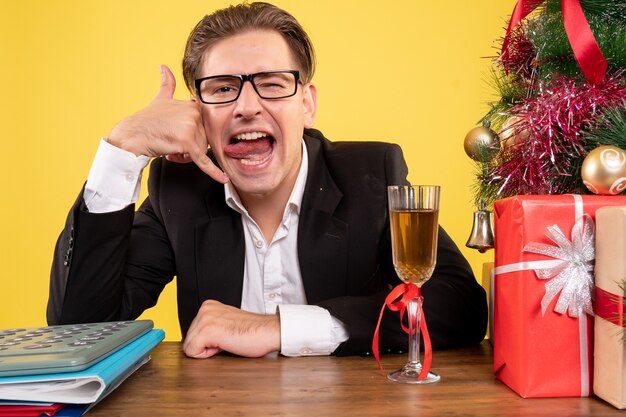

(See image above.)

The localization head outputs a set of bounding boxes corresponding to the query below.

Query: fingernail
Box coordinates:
[160,65,165,81]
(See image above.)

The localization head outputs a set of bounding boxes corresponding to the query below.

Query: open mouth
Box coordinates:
[223,132,275,166]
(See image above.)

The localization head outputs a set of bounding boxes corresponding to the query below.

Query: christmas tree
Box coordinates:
[465,0,626,208]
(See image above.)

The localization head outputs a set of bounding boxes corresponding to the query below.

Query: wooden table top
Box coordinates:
[87,341,622,416]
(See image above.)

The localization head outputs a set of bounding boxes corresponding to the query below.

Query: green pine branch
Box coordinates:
[583,103,626,149]
[529,1,626,80]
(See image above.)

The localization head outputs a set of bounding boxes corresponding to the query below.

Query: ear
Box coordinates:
[302,83,317,128]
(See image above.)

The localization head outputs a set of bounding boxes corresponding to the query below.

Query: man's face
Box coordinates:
[198,30,316,199]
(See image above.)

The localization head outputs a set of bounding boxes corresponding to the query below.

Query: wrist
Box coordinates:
[108,122,145,157]
[265,314,281,353]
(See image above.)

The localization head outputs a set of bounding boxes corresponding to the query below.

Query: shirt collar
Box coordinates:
[224,139,309,216]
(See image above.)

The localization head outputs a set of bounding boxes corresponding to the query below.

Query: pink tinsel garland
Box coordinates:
[486,72,626,196]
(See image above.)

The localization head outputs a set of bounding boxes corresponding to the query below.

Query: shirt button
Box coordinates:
[255,240,263,248]
[299,347,313,355]
[268,293,277,300]
[125,173,135,182]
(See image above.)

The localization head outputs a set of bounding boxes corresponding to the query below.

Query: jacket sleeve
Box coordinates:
[47,161,176,325]
[48,188,135,324]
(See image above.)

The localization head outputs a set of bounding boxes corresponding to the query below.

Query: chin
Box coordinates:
[230,176,278,197]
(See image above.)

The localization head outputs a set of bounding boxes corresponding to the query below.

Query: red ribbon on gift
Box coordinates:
[372,283,433,380]
[595,286,626,328]
[502,0,607,85]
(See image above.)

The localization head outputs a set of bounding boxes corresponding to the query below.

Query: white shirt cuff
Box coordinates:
[84,138,150,213]
[278,304,349,357]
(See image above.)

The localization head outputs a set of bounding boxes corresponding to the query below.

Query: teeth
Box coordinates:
[233,132,268,140]
[240,153,272,166]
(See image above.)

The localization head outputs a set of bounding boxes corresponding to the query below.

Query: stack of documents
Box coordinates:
[0,321,164,417]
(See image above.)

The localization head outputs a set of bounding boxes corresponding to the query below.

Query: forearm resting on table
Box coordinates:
[182,301,281,358]
[182,302,349,358]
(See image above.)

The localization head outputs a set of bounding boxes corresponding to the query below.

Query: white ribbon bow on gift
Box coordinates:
[523,214,595,318]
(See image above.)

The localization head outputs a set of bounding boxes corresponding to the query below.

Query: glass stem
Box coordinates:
[408,294,423,366]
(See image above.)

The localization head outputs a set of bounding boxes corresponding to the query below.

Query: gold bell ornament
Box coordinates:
[465,202,494,253]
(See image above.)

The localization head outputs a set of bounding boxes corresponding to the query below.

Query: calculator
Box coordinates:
[0,320,154,377]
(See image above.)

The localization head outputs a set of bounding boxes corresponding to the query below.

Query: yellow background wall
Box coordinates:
[1,0,515,340]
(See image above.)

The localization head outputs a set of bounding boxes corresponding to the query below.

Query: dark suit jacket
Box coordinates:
[48,128,487,356]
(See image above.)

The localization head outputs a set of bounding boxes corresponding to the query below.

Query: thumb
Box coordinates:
[156,64,176,99]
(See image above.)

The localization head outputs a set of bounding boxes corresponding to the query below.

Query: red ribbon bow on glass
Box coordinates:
[502,0,607,85]
[372,283,433,380]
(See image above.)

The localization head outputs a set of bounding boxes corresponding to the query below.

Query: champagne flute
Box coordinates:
[387,185,440,384]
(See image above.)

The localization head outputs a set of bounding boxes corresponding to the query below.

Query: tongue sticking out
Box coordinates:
[224,137,273,160]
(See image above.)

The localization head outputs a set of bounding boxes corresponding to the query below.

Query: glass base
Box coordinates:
[387,363,440,384]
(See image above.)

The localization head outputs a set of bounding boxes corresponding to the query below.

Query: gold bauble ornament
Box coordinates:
[464,126,499,162]
[581,145,626,195]
[499,116,530,148]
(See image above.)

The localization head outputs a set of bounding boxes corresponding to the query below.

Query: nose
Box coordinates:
[233,80,262,119]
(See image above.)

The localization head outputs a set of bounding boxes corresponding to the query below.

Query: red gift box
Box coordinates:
[493,194,626,398]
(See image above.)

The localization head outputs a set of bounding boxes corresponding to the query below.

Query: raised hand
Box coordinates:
[182,300,281,358]
[108,65,228,183]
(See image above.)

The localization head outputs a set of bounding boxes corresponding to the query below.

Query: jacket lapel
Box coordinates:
[194,184,245,308]
[298,135,349,304]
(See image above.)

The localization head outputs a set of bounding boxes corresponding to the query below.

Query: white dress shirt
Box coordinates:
[84,139,349,356]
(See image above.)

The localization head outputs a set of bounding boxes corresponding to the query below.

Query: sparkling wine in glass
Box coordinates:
[387,185,440,384]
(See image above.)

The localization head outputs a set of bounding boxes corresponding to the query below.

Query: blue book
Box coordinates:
[54,404,90,417]
[0,329,164,404]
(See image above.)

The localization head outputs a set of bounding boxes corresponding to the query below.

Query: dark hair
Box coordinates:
[182,2,316,94]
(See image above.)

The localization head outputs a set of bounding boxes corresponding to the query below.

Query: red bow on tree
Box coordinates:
[502,0,607,85]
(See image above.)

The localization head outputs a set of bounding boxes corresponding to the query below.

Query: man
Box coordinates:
[48,2,487,358]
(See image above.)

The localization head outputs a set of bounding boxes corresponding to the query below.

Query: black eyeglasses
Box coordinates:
[194,70,300,104]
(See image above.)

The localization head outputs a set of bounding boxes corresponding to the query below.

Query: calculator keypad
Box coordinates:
[0,322,137,352]
[0,320,153,376]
